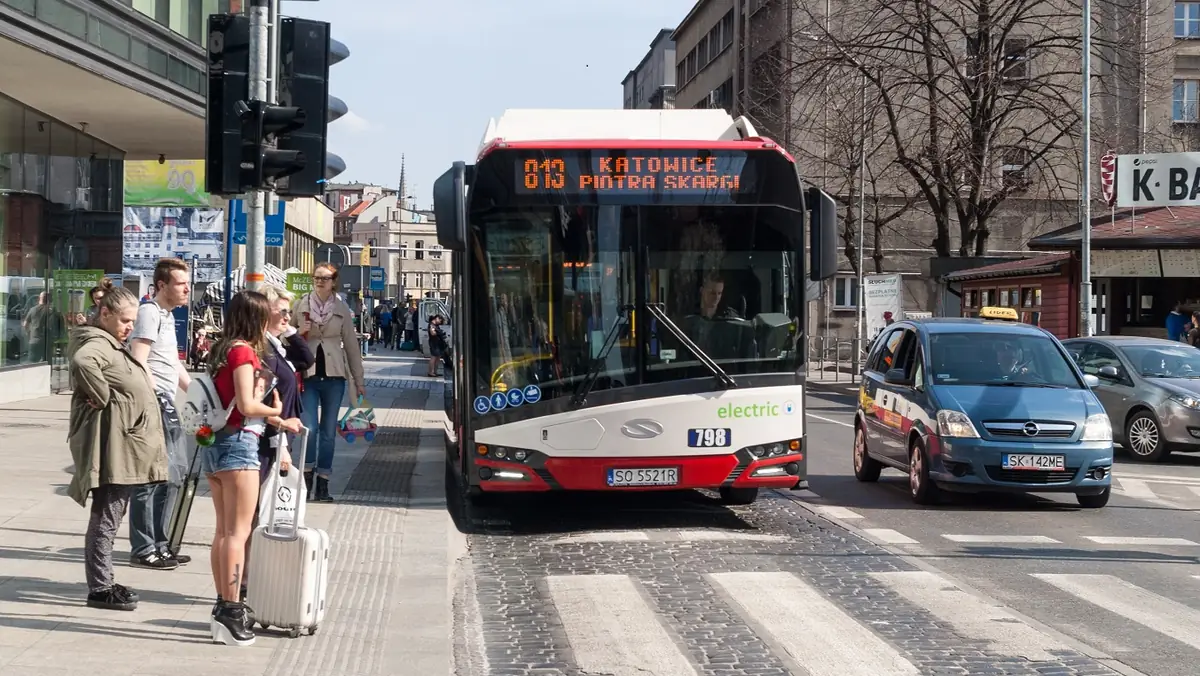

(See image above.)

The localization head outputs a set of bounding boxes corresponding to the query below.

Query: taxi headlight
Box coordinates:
[1081,413,1113,442]
[936,410,979,438]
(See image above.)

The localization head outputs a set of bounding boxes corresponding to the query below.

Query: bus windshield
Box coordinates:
[468,203,802,404]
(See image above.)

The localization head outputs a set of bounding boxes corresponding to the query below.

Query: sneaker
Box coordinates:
[211,600,256,646]
[130,552,179,570]
[87,586,137,611]
[163,550,191,565]
[112,583,139,602]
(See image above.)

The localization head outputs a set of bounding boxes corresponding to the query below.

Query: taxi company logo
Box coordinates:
[621,419,663,439]
[1023,421,1040,436]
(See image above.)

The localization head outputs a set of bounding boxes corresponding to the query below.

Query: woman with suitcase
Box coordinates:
[203,290,283,646]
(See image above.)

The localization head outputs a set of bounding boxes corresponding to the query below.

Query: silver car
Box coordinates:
[1062,336,1200,462]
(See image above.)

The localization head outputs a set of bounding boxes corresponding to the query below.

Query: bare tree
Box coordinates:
[774,0,1167,257]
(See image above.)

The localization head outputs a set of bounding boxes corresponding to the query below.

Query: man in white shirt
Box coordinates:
[127,258,193,570]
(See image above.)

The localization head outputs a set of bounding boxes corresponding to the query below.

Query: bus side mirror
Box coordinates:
[432,161,471,251]
[807,186,837,282]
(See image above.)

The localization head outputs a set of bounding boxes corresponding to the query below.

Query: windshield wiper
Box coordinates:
[643,302,738,390]
[571,305,634,408]
[993,381,1067,388]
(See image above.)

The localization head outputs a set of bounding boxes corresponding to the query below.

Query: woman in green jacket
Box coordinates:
[67,285,168,611]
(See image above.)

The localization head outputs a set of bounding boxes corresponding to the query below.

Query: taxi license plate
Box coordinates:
[1002,454,1066,470]
[608,467,680,487]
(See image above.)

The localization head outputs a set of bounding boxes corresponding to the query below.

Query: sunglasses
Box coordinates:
[313,275,334,281]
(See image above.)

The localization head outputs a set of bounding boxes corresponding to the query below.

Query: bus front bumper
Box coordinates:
[472,447,806,493]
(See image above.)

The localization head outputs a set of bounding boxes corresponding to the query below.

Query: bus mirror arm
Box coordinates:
[570,305,636,408]
[643,303,738,390]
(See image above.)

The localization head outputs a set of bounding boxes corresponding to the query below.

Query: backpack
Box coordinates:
[179,370,235,437]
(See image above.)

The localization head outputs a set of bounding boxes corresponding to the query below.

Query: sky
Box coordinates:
[286,0,697,210]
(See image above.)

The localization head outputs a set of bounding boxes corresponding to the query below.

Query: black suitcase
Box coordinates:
[166,440,202,555]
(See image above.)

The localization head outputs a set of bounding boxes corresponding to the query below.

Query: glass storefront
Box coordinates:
[0,92,125,372]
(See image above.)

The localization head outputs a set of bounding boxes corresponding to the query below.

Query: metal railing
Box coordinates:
[804,335,866,385]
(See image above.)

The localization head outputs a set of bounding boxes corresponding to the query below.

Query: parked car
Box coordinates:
[854,307,1113,507]
[1061,336,1200,462]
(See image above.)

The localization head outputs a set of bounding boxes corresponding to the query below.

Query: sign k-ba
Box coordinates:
[1116,152,1200,207]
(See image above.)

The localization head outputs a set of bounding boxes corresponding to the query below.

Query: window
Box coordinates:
[1001,148,1030,189]
[930,332,1084,388]
[834,275,859,309]
[721,10,734,48]
[1177,2,1200,37]
[400,243,408,259]
[1001,38,1030,81]
[414,239,424,260]
[1078,343,1122,376]
[1175,79,1199,122]
[429,244,443,259]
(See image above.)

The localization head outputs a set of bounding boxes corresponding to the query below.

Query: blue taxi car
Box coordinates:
[853,307,1114,507]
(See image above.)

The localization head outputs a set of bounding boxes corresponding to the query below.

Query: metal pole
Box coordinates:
[856,71,867,348]
[245,0,270,291]
[1080,0,1093,337]
[223,201,234,310]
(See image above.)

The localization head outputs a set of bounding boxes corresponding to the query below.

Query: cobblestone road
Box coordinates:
[452,489,1121,676]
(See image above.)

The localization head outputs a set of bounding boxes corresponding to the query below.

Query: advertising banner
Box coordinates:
[124,160,212,207]
[286,272,313,297]
[1116,152,1200,207]
[123,207,225,283]
[52,269,106,320]
[863,273,902,341]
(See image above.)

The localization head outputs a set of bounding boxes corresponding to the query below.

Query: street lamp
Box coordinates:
[1080,0,1093,336]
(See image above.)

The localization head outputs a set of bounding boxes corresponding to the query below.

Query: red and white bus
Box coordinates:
[433,108,837,506]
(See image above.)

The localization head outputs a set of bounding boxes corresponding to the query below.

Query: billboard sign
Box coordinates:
[863,273,902,341]
[1116,152,1200,207]
[124,160,212,207]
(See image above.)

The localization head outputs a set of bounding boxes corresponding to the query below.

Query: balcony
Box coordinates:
[0,0,210,159]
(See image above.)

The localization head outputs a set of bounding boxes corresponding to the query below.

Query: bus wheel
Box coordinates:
[719,487,759,505]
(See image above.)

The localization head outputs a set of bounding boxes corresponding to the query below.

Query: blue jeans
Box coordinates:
[301,377,346,478]
[129,482,177,559]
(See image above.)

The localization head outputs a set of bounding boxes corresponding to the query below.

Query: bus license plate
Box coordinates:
[688,428,731,447]
[1002,454,1065,470]
[608,467,680,487]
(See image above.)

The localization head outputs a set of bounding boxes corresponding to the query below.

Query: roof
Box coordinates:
[1029,206,1200,250]
[942,253,1071,282]
[903,318,1050,336]
[621,28,676,86]
[476,108,760,156]
[671,0,709,41]
[336,199,373,219]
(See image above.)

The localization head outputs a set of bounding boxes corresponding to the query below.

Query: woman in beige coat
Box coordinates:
[291,262,365,501]
[67,285,168,612]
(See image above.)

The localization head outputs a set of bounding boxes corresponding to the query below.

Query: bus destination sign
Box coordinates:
[514,150,754,195]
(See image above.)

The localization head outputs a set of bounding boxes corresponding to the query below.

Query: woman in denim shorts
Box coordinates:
[204,291,283,647]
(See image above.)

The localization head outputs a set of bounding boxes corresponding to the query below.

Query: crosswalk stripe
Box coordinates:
[941,534,1060,544]
[815,505,865,519]
[545,574,698,676]
[1114,478,1158,500]
[862,528,919,545]
[1113,471,1200,485]
[551,531,650,544]
[871,571,1070,661]
[709,572,919,676]
[1082,536,1198,546]
[1189,486,1200,498]
[675,530,785,542]
[1032,574,1200,652]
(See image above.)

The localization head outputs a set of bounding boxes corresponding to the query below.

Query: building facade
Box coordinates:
[622,28,678,110]
[345,198,448,302]
[0,0,227,400]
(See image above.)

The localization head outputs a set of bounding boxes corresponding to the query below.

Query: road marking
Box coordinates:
[872,571,1070,661]
[545,574,698,676]
[1113,478,1158,500]
[1112,471,1200,485]
[551,531,650,544]
[1082,536,1198,546]
[941,534,1061,544]
[709,572,919,676]
[815,505,865,520]
[862,528,918,545]
[808,413,854,428]
[1033,574,1200,652]
[1189,486,1200,498]
[675,530,786,542]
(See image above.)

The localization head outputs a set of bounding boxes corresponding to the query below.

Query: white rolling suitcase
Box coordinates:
[245,428,330,638]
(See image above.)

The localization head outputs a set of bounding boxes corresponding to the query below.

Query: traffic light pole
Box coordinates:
[245,0,271,291]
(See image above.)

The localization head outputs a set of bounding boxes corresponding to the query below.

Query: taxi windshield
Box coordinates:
[928,332,1083,388]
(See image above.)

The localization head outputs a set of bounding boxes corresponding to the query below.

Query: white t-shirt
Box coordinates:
[130,302,179,397]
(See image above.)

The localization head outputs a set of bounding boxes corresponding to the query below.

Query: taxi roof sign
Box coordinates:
[978,306,1019,321]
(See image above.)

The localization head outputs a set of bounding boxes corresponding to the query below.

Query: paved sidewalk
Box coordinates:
[0,354,462,676]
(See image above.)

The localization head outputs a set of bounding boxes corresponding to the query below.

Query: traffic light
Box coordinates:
[205,14,251,196]
[275,17,349,197]
[241,100,307,189]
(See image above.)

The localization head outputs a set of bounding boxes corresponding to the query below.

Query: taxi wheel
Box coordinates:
[909,439,940,505]
[853,424,882,482]
[1077,486,1110,508]
[1124,410,1167,462]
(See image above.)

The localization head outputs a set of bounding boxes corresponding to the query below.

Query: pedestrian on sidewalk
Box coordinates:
[204,290,283,646]
[127,258,193,571]
[66,285,168,612]
[241,284,309,593]
[291,262,366,502]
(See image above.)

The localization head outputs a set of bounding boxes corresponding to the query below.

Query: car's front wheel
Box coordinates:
[1125,410,1168,462]
[853,424,882,482]
[909,439,940,505]
[1077,486,1110,508]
